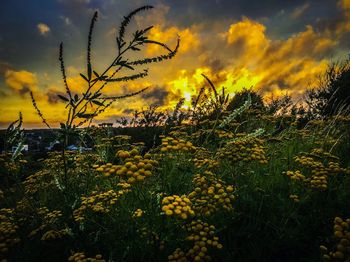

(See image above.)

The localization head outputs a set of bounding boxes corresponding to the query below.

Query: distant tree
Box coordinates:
[305,58,350,118]
[117,105,166,127]
[226,88,264,112]
[265,95,293,115]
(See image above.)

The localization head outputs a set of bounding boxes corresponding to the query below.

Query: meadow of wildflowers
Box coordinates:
[1,107,350,262]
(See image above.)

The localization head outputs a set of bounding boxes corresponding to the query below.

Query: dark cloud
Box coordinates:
[18,85,31,96]
[0,1,61,71]
[46,89,67,104]
[0,61,12,76]
[337,32,350,51]
[201,57,226,72]
[141,86,169,106]
[163,0,333,27]
[0,0,340,74]
[122,108,134,114]
[274,79,289,90]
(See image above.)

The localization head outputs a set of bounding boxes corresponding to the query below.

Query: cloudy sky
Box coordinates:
[0,0,350,128]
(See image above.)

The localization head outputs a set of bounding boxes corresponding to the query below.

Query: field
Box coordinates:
[1,106,350,262]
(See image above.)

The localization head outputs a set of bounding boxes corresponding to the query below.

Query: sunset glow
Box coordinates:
[0,0,349,128]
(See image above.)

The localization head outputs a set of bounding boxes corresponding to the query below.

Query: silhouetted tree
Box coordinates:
[305,58,350,118]
[226,89,264,112]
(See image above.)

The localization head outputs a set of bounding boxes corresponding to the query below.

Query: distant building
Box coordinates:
[45,140,61,151]
[98,123,113,127]
[66,144,92,152]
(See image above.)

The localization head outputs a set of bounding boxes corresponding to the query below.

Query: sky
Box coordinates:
[0,0,350,128]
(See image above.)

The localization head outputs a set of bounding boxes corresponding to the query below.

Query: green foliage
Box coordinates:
[1,103,350,262]
[4,112,25,161]
[226,88,264,112]
[219,94,251,129]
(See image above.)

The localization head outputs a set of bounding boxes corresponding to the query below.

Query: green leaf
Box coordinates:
[92,100,104,106]
[142,26,153,34]
[77,113,96,119]
[93,70,100,78]
[11,141,24,161]
[57,94,69,102]
[74,94,79,102]
[60,123,66,129]
[80,73,89,82]
[116,37,126,51]
[91,93,102,99]
[123,63,135,70]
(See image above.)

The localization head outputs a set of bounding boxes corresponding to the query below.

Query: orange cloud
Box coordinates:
[224,17,269,62]
[146,25,200,54]
[338,0,350,11]
[333,3,350,40]
[251,24,334,98]
[5,70,38,95]
[136,17,338,108]
[37,23,50,36]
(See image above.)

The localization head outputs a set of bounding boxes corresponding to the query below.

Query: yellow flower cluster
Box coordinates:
[38,208,63,223]
[0,153,19,173]
[168,220,222,262]
[308,172,328,190]
[193,158,219,170]
[192,148,219,170]
[132,208,144,218]
[28,207,64,238]
[160,137,196,153]
[162,195,195,219]
[185,220,222,260]
[168,248,188,262]
[136,227,163,248]
[73,189,128,222]
[320,216,350,261]
[23,170,52,195]
[190,122,237,141]
[15,199,31,220]
[73,153,100,170]
[117,182,132,189]
[214,130,234,139]
[284,170,305,181]
[94,149,158,184]
[68,252,105,262]
[41,229,68,241]
[188,171,235,216]
[289,194,300,203]
[0,208,20,254]
[95,135,131,150]
[216,137,268,164]
[294,150,350,190]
